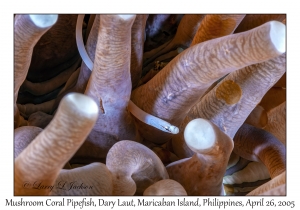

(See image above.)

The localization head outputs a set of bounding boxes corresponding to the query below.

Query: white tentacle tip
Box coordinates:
[62,92,99,118]
[29,14,58,28]
[184,118,216,153]
[118,14,135,20]
[269,21,286,53]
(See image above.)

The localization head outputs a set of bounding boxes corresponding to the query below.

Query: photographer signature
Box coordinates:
[22,181,93,191]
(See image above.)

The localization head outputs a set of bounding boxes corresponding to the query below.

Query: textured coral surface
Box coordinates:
[13,14,286,196]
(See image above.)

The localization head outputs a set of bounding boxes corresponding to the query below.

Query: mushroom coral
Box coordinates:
[50,162,113,196]
[14,14,286,196]
[14,92,99,195]
[106,140,168,195]
[166,118,233,195]
[14,14,58,128]
[143,179,187,196]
